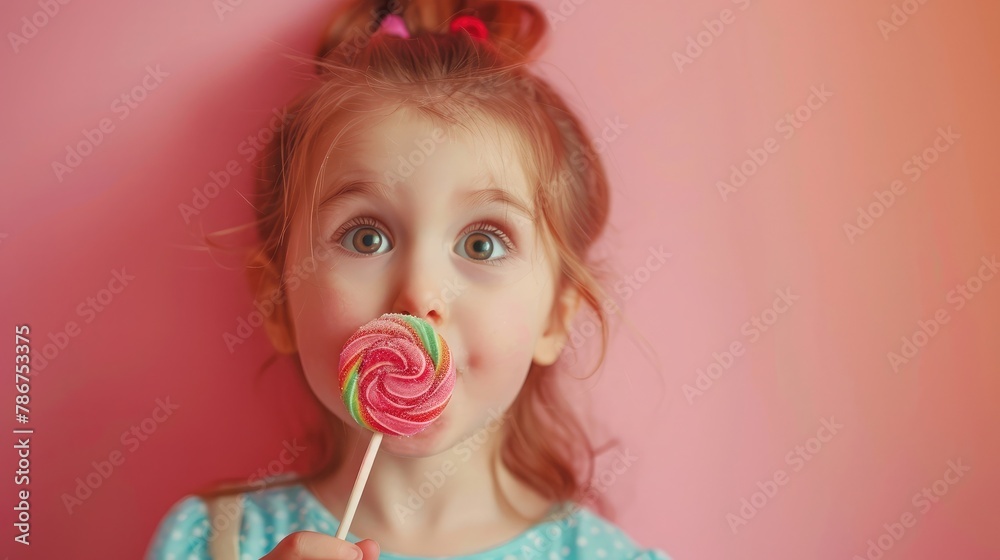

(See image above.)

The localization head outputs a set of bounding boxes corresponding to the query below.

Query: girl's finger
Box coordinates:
[355,539,381,559]
[264,531,365,560]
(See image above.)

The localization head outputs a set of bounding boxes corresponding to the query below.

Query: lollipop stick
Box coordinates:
[335,431,383,540]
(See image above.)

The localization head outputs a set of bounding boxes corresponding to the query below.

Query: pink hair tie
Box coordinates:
[375,14,410,38]
[449,14,489,41]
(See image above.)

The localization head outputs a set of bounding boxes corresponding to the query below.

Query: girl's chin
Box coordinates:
[378,417,453,457]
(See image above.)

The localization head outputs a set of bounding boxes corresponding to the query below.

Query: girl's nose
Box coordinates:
[391,288,446,326]
[389,247,450,327]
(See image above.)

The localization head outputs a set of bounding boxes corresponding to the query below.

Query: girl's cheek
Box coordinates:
[468,310,539,371]
[327,276,385,331]
[289,270,373,351]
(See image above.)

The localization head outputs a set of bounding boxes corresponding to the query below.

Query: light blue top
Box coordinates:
[145,482,671,560]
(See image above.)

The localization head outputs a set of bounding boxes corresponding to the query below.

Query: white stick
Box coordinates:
[335,431,383,540]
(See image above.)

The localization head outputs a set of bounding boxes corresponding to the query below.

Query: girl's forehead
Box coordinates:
[323,107,502,158]
[309,107,534,196]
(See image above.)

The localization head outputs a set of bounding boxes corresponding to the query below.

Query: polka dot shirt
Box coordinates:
[145,483,671,560]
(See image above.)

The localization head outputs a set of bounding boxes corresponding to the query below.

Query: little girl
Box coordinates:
[147,0,669,558]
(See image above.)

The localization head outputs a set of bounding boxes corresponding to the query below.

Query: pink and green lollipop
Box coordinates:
[334,313,456,540]
[338,313,456,436]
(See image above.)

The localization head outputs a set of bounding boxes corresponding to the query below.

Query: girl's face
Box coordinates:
[279,107,572,457]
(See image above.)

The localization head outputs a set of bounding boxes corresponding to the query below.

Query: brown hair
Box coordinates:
[198,0,618,520]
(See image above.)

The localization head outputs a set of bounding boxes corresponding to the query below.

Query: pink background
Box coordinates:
[2,0,999,558]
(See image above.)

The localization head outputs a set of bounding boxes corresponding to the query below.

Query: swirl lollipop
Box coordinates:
[339,313,456,436]
[334,313,456,539]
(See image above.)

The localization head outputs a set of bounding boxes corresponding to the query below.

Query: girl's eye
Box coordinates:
[337,219,392,255]
[454,224,514,263]
[334,218,514,263]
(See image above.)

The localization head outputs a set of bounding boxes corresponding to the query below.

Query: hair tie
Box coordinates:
[373,13,490,41]
[374,14,410,39]
[448,14,489,41]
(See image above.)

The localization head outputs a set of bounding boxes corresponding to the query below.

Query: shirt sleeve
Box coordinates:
[559,508,673,560]
[145,495,213,560]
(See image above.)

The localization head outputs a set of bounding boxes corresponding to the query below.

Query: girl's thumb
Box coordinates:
[356,538,380,559]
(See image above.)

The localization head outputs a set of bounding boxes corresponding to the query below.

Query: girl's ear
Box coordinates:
[246,251,297,355]
[533,282,583,366]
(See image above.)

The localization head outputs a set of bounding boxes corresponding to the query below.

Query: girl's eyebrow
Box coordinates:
[317,178,535,222]
[461,187,534,221]
[318,180,393,209]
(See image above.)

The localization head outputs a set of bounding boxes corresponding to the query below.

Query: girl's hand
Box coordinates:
[261,532,380,560]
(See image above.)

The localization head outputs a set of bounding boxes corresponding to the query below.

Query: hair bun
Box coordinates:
[318,0,548,64]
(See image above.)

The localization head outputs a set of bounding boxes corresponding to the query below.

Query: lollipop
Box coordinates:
[338,313,456,436]
[334,313,456,539]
